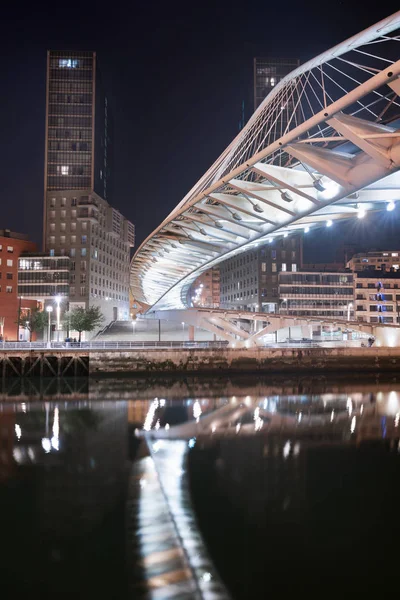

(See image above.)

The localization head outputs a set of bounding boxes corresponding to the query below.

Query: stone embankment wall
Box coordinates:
[89,347,400,374]
[1,347,400,378]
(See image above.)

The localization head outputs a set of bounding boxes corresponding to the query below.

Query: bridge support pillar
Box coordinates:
[189,325,195,342]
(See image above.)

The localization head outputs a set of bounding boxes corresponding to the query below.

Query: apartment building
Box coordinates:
[279,271,355,319]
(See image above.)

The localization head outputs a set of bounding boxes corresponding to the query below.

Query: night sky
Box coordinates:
[1,2,400,261]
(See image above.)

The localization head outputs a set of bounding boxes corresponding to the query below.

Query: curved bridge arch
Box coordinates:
[131,12,400,312]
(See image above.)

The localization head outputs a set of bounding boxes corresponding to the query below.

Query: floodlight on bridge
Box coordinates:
[312,178,325,192]
[281,191,293,202]
[326,220,333,228]
[387,201,396,211]
[357,206,366,219]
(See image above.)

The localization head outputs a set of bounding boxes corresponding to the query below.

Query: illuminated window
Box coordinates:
[272,263,277,272]
[6,286,12,293]
[292,264,297,272]
[282,263,287,272]
[59,59,79,68]
[7,259,13,267]
[7,246,13,253]
[59,166,69,175]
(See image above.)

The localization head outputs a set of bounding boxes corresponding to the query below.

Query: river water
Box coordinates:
[1,374,400,598]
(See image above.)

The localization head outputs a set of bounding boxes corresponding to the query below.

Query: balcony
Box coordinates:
[78,197,99,207]
[77,207,99,221]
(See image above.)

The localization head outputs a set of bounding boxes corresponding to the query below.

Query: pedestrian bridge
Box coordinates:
[130,12,400,349]
[147,307,400,347]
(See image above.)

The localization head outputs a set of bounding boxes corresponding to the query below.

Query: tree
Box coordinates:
[64,306,104,342]
[17,308,48,342]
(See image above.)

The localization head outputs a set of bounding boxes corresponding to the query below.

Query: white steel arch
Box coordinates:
[131,11,400,310]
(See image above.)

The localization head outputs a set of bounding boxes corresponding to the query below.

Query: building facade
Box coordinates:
[43,51,134,325]
[347,250,400,272]
[254,57,300,111]
[190,267,220,308]
[355,270,400,324]
[279,271,355,319]
[220,235,302,313]
[0,230,38,341]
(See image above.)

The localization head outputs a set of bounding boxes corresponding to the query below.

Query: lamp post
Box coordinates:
[46,305,53,348]
[347,302,353,321]
[55,296,61,342]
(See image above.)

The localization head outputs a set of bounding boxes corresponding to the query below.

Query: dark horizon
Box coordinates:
[1,2,400,260]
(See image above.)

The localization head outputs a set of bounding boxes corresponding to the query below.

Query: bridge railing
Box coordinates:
[0,340,230,351]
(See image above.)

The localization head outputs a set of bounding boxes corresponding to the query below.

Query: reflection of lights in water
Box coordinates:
[283,441,291,459]
[293,442,300,456]
[388,391,399,414]
[298,412,302,423]
[27,447,35,461]
[330,410,335,422]
[360,404,364,415]
[51,407,59,451]
[211,425,216,433]
[160,398,166,407]
[236,423,241,433]
[245,395,252,406]
[395,413,399,428]
[13,447,23,463]
[143,399,159,431]
[193,400,202,422]
[41,438,51,453]
[155,419,160,430]
[347,398,353,416]
[350,416,356,433]
[21,403,27,413]
[254,417,263,431]
[188,438,196,449]
[165,423,170,430]
[15,424,21,440]
[202,572,212,583]
[254,407,260,421]
[231,396,237,404]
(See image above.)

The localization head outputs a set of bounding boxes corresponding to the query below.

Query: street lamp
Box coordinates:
[347,302,353,321]
[46,305,53,347]
[55,296,61,342]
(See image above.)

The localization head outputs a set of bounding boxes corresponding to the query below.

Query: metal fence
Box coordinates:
[0,340,230,351]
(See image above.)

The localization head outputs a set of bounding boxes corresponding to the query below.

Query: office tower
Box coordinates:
[43,51,135,325]
[253,57,300,111]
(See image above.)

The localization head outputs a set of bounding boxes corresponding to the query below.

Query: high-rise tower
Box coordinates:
[43,51,134,324]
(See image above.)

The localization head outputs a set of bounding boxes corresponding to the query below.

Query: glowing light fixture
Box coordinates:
[326,219,333,227]
[387,201,395,212]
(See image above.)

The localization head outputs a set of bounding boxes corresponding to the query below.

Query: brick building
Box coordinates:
[0,230,37,341]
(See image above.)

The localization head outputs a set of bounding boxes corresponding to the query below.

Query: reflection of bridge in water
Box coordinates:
[131,12,400,348]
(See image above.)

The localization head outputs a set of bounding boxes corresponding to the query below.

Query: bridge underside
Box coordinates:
[146,308,400,348]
